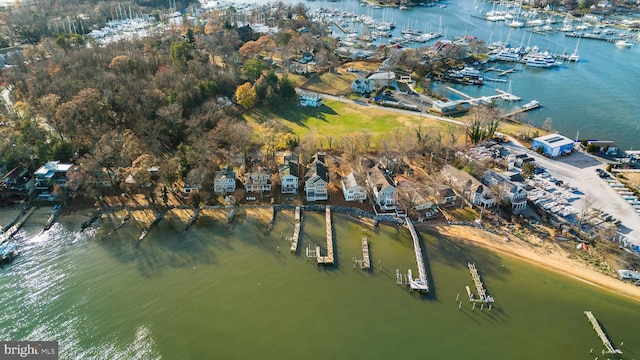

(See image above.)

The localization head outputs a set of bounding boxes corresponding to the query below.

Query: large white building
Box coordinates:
[531,134,575,157]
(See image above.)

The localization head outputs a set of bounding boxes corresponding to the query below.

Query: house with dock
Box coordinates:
[304,153,328,201]
[0,164,36,206]
[34,161,73,199]
[367,166,397,210]
[244,166,272,193]
[279,161,299,194]
[341,172,367,202]
[214,165,236,193]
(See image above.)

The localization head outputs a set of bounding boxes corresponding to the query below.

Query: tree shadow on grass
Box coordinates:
[251,104,338,129]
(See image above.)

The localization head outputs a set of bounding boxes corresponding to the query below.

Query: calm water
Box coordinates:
[1,208,639,359]
[294,0,640,149]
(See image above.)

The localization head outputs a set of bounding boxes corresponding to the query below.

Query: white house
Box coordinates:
[304,153,328,201]
[183,168,202,196]
[351,77,375,94]
[367,166,397,210]
[482,170,527,212]
[341,173,367,202]
[299,91,322,107]
[279,161,299,194]
[367,71,396,88]
[244,166,272,193]
[34,161,74,197]
[442,164,496,209]
[214,165,236,193]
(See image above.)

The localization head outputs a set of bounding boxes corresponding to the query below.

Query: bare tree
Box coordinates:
[577,194,598,225]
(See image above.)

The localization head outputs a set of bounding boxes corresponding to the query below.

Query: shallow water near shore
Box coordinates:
[1,209,639,359]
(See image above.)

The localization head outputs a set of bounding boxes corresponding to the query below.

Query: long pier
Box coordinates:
[290,206,302,253]
[584,311,622,355]
[406,218,429,292]
[360,236,370,270]
[467,263,494,303]
[317,206,334,265]
[0,207,37,245]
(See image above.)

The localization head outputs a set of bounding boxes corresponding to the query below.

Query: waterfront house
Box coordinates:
[367,166,397,210]
[341,173,367,202]
[531,134,574,157]
[481,170,528,212]
[279,161,299,194]
[351,77,375,94]
[244,166,272,193]
[397,180,432,211]
[183,169,203,196]
[304,153,328,201]
[34,161,73,199]
[441,164,496,209]
[299,91,322,107]
[214,165,236,193]
[0,164,35,206]
[435,185,457,205]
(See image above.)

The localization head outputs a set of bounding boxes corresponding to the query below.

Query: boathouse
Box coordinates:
[531,134,575,157]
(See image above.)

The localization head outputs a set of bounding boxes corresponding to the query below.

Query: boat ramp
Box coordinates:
[466,262,494,304]
[316,206,334,265]
[290,206,302,253]
[396,218,429,292]
[584,311,622,355]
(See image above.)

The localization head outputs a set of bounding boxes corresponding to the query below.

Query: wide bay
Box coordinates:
[1,209,639,359]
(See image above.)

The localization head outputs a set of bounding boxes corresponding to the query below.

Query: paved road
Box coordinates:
[503,139,640,247]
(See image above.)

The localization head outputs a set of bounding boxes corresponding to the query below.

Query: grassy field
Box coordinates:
[244,99,462,148]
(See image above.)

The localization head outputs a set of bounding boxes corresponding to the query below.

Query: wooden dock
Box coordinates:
[290,206,302,253]
[406,218,429,292]
[584,311,622,355]
[0,207,37,245]
[467,263,494,303]
[317,206,334,265]
[361,236,370,270]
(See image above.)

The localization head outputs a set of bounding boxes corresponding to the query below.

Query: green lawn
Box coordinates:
[244,99,449,146]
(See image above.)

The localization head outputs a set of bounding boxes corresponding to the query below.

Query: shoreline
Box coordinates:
[430,224,640,303]
[10,202,639,303]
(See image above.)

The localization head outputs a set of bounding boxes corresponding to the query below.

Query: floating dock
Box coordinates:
[584,311,622,355]
[290,206,302,253]
[406,218,429,292]
[467,263,494,303]
[317,206,334,265]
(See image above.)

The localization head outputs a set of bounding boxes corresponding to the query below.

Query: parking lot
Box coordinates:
[504,140,640,247]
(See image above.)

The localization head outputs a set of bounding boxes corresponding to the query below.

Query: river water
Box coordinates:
[1,208,639,358]
[296,0,640,150]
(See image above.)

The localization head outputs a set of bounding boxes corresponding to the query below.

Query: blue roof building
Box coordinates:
[531,134,574,157]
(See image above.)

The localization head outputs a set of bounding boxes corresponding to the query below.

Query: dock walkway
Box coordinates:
[361,236,370,270]
[0,207,37,245]
[406,218,429,292]
[317,206,334,265]
[584,311,622,355]
[290,206,302,253]
[467,263,494,303]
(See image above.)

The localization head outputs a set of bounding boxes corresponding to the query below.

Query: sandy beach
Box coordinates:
[433,224,640,302]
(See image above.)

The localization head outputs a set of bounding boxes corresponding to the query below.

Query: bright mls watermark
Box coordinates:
[1,341,58,359]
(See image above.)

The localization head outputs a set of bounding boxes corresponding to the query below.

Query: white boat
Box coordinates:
[615,40,633,48]
[522,100,540,110]
[494,50,520,62]
[459,67,481,78]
